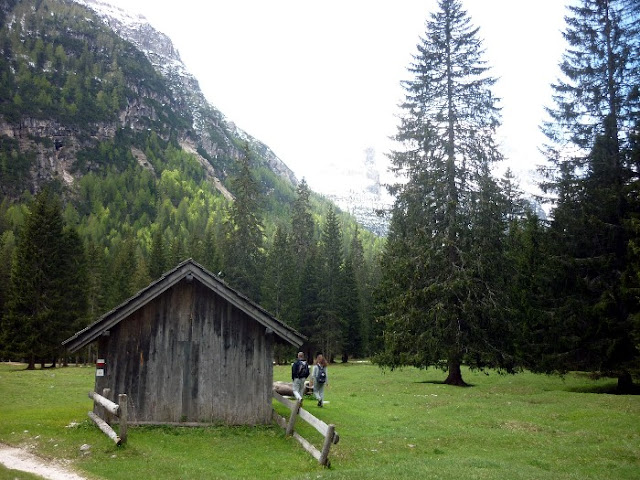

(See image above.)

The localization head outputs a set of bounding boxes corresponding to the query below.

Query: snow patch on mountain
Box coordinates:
[320,148,392,236]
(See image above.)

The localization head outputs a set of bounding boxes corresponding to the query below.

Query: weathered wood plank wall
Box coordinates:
[95,280,274,425]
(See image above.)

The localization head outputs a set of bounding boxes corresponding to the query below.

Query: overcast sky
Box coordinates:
[105,0,569,194]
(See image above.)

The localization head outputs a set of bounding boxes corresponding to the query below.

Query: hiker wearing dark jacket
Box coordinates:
[291,351,309,401]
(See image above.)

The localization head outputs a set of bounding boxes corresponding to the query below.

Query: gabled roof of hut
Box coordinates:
[63,258,306,352]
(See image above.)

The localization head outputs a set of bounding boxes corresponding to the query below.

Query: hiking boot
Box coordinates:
[318,400,322,407]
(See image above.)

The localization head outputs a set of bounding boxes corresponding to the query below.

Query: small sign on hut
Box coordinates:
[63,259,305,426]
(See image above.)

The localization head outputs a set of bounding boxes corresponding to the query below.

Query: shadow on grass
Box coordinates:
[566,383,618,394]
[566,383,640,395]
[566,372,640,395]
[415,380,475,387]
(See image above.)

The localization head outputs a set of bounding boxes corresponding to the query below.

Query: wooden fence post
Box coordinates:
[88,412,122,445]
[88,391,126,446]
[319,424,335,466]
[273,391,339,467]
[286,398,302,436]
[102,388,112,424]
[118,394,128,444]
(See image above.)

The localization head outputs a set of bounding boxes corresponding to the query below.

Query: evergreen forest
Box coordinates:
[374,0,639,392]
[0,0,638,393]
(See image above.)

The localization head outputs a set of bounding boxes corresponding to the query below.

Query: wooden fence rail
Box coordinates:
[88,390,128,446]
[272,390,339,467]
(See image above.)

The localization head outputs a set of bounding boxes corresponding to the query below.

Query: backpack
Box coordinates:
[316,366,327,384]
[297,361,310,378]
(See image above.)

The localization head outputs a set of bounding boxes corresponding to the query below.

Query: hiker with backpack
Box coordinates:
[291,351,309,401]
[310,353,328,407]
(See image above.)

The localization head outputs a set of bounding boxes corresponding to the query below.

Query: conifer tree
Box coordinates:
[261,225,296,323]
[56,226,89,365]
[3,188,86,368]
[300,244,323,357]
[0,231,15,359]
[108,232,139,307]
[375,0,507,385]
[85,240,108,321]
[506,212,551,371]
[199,222,221,275]
[132,251,152,292]
[539,0,640,391]
[287,178,317,342]
[168,236,187,269]
[149,226,166,278]
[347,226,368,359]
[318,207,344,362]
[339,256,362,362]
[262,226,299,363]
[224,143,264,300]
[290,178,315,269]
[500,168,529,222]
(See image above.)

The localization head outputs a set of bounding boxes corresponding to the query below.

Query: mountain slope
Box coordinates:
[0,0,383,256]
[75,0,297,186]
[0,0,296,201]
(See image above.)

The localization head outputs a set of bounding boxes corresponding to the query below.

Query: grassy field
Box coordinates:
[0,362,638,480]
[0,465,42,480]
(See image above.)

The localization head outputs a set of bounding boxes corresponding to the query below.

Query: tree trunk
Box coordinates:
[444,360,468,386]
[341,353,349,363]
[617,371,635,394]
[27,354,35,370]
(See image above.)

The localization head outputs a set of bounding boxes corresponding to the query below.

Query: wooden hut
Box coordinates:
[63,259,305,426]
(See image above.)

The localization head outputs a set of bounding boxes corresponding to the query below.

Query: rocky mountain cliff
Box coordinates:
[76,0,297,186]
[0,0,395,239]
[0,0,296,200]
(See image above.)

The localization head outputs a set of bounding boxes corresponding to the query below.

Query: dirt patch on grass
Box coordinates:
[0,443,88,480]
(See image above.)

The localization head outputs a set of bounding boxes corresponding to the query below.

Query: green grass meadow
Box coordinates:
[0,362,638,479]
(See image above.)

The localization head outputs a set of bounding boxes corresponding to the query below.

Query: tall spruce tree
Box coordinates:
[261,225,299,364]
[290,179,315,268]
[375,0,507,385]
[200,222,222,275]
[85,240,108,322]
[288,178,316,334]
[57,226,89,366]
[261,225,296,323]
[349,226,369,357]
[339,255,362,362]
[224,143,264,300]
[300,243,323,359]
[540,0,640,391]
[500,168,529,222]
[625,121,640,374]
[149,226,166,279]
[3,188,87,368]
[0,230,16,358]
[108,232,139,307]
[318,207,345,362]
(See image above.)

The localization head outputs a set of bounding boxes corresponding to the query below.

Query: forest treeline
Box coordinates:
[0,136,383,369]
[0,0,639,392]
